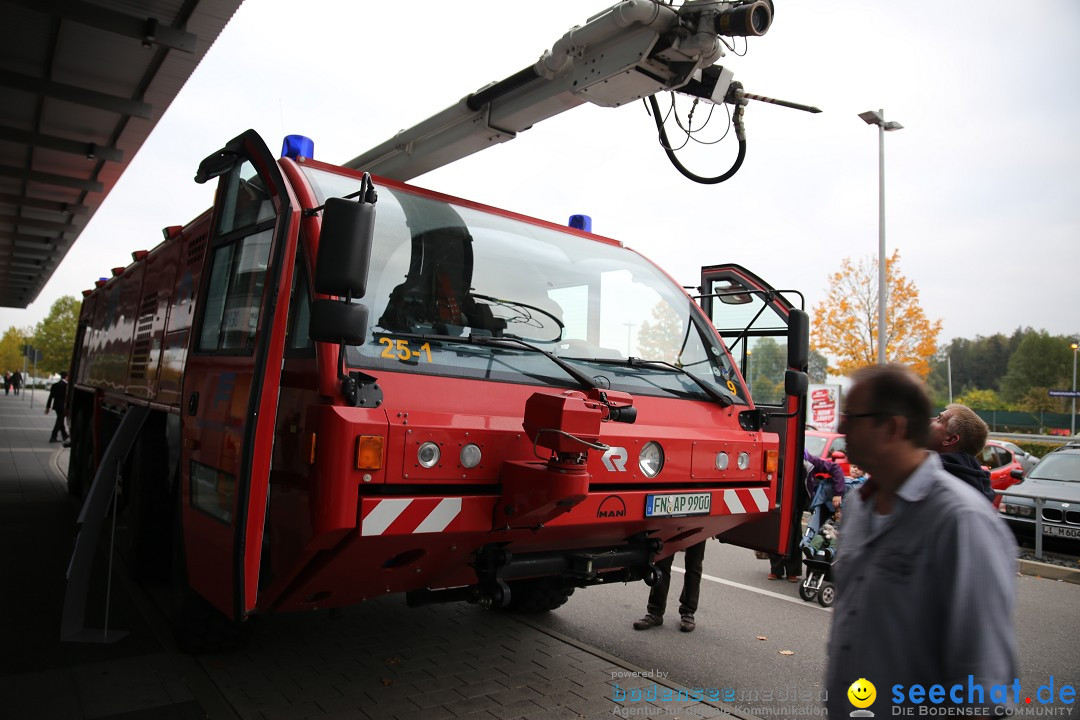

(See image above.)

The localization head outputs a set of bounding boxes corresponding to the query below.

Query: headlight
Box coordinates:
[639,442,664,478]
[737,452,751,470]
[417,441,441,468]
[460,443,482,469]
[715,452,729,471]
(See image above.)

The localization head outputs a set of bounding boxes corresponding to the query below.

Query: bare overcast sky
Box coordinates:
[3,0,1079,348]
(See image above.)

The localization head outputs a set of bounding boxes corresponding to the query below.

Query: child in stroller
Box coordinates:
[798,466,866,607]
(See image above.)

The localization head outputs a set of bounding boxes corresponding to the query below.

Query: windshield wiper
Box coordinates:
[568,356,734,407]
[375,331,603,393]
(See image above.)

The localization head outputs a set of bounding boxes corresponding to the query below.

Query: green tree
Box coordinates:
[637,301,683,364]
[1000,332,1073,409]
[954,388,1004,410]
[32,295,81,375]
[808,348,828,384]
[0,326,32,375]
[746,337,786,404]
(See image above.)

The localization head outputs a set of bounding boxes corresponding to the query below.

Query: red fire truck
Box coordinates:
[66,0,810,650]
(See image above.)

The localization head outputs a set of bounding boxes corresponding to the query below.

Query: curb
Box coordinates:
[1018,558,1080,585]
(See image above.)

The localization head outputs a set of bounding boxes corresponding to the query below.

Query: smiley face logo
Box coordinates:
[847,678,876,709]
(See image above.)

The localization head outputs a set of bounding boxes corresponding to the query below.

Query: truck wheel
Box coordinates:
[798,583,817,602]
[119,422,172,581]
[171,494,253,653]
[817,583,835,608]
[66,410,92,498]
[503,578,574,613]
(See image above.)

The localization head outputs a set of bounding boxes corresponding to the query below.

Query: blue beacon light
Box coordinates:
[281,135,315,160]
[568,214,592,232]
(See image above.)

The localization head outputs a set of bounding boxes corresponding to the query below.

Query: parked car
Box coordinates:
[999,442,1080,545]
[980,440,1026,506]
[989,439,1038,476]
[805,431,851,477]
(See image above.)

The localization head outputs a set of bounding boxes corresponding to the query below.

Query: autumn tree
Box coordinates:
[32,295,80,374]
[812,250,941,377]
[0,326,32,374]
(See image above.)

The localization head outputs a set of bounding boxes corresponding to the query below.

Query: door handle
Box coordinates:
[187,391,199,416]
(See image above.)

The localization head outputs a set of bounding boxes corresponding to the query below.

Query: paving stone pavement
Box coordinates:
[1,391,750,720]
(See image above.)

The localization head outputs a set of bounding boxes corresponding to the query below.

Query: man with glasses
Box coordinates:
[929,404,995,502]
[824,364,1016,717]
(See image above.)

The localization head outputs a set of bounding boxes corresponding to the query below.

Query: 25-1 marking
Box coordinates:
[379,337,433,362]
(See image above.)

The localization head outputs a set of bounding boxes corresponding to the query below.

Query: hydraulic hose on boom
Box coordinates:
[346,0,818,184]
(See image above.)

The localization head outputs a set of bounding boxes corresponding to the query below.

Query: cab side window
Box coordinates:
[196,161,276,354]
[285,252,313,355]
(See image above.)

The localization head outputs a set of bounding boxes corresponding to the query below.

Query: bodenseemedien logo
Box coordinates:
[848,678,877,717]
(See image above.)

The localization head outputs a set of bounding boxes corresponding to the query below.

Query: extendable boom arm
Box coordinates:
[345,0,773,181]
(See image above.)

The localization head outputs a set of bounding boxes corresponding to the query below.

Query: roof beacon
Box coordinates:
[281,134,314,160]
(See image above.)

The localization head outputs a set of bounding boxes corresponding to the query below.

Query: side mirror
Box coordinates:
[785,369,808,397]
[787,309,809,370]
[310,300,369,345]
[314,197,375,299]
[1010,468,1024,480]
[310,195,377,345]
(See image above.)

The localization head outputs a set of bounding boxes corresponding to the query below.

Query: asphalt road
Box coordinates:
[528,541,1080,714]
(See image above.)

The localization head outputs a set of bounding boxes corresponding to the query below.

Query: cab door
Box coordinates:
[698,263,808,554]
[179,130,299,620]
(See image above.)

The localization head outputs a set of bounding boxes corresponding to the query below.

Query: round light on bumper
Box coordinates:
[639,442,665,478]
[418,441,441,468]
[460,443,482,469]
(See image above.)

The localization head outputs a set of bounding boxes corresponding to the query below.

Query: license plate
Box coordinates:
[645,492,711,518]
[1043,524,1080,539]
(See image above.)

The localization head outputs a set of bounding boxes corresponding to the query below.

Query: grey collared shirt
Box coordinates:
[825,452,1017,716]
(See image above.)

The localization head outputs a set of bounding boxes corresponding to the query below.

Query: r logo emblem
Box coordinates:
[601,446,628,472]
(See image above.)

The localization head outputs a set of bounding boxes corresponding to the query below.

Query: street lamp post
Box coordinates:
[1071,342,1078,436]
[859,109,903,365]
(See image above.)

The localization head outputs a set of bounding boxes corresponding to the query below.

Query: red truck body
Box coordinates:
[67,131,807,646]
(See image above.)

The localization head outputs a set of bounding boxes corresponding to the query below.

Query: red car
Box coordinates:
[805,431,851,477]
[980,440,1026,507]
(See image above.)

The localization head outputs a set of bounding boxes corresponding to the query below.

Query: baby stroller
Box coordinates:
[799,521,838,607]
[798,474,866,608]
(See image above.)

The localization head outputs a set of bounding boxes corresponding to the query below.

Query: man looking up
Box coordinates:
[929,404,995,502]
[825,364,1016,717]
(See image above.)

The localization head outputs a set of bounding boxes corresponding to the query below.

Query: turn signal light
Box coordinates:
[356,435,384,470]
[764,450,778,474]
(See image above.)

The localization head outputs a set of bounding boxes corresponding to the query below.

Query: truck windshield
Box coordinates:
[301,167,746,405]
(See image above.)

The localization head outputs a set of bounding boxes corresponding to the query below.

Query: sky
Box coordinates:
[3,0,1079,349]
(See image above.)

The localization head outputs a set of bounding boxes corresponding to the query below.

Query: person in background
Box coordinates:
[45,371,69,444]
[3,371,10,396]
[825,364,1016,717]
[769,450,844,582]
[10,369,22,396]
[928,403,995,502]
[631,540,707,633]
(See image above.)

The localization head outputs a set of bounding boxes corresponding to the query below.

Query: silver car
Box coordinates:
[999,443,1080,544]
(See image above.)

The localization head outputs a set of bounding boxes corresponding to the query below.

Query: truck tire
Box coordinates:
[66,408,92,498]
[119,421,172,581]
[503,578,575,613]
[171,492,253,653]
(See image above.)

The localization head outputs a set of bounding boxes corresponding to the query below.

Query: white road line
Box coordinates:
[670,565,831,611]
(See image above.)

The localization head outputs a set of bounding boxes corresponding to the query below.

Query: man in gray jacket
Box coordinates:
[825,364,1016,717]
